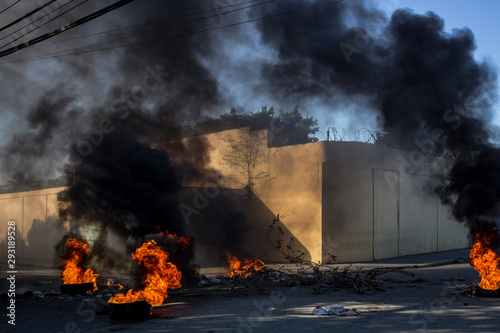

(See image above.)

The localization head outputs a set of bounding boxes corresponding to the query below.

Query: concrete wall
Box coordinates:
[0,186,69,267]
[254,142,324,264]
[163,128,323,263]
[322,166,374,262]
[321,141,469,263]
[168,130,468,264]
[156,127,267,189]
[166,128,323,263]
[0,129,470,268]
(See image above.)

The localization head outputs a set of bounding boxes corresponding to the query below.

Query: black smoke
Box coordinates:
[251,1,499,243]
[0,0,223,182]
[0,1,254,279]
[66,122,183,243]
[3,0,500,263]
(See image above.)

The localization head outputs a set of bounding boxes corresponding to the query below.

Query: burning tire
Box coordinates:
[60,282,94,296]
[477,287,500,298]
[108,301,151,320]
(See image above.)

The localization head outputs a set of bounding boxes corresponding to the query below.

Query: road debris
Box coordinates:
[313,304,361,316]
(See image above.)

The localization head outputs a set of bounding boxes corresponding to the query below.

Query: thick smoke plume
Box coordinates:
[2,0,500,265]
[251,1,500,244]
[0,1,253,277]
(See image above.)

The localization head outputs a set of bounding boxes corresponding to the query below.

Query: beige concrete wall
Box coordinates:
[399,174,439,256]
[156,127,268,189]
[321,142,469,263]
[0,187,69,267]
[0,129,469,267]
[438,203,471,251]
[322,166,374,262]
[373,169,399,260]
[166,131,468,264]
[255,142,325,264]
[165,128,324,263]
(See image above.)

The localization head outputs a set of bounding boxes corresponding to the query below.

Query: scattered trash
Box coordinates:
[313,306,329,316]
[313,305,361,316]
[455,281,479,297]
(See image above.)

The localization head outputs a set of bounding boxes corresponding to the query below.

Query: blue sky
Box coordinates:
[384,0,500,125]
[1,0,499,182]
[391,0,499,69]
[240,0,500,139]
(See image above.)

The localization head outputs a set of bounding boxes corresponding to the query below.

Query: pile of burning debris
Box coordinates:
[10,218,500,322]
[48,233,274,320]
[50,231,417,318]
[56,234,185,320]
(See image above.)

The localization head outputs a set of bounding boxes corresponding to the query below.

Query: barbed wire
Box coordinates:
[326,127,379,143]
[325,127,471,161]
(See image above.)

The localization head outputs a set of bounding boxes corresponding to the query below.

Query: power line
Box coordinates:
[0,0,137,58]
[47,0,276,52]
[52,0,268,45]
[0,0,89,50]
[1,0,345,63]
[1,0,274,60]
[0,0,57,33]
[0,0,22,16]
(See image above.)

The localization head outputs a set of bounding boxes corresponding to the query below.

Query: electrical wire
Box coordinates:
[52,0,268,45]
[1,0,273,60]
[46,0,276,54]
[0,0,89,50]
[0,0,57,33]
[0,0,137,58]
[0,0,22,16]
[0,0,344,63]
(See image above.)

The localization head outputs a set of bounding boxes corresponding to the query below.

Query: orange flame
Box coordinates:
[109,240,182,306]
[163,230,191,249]
[470,232,500,290]
[106,280,125,289]
[226,251,265,277]
[61,238,99,291]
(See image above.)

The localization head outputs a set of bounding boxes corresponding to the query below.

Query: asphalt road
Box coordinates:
[1,249,499,333]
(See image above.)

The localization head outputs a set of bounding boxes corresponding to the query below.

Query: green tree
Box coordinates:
[187,105,319,147]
